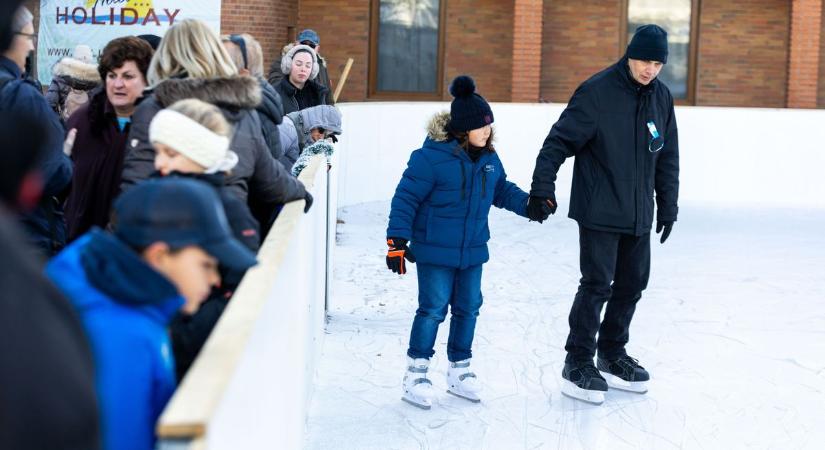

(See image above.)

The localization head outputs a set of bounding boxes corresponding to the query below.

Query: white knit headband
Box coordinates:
[149,109,238,174]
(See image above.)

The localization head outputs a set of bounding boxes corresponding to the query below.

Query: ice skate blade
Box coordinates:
[600,371,648,394]
[446,389,481,403]
[401,395,432,410]
[560,379,605,405]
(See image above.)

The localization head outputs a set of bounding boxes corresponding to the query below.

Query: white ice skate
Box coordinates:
[402,357,435,410]
[446,359,481,403]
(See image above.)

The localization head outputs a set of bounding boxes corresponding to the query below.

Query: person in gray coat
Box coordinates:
[120,19,308,211]
[278,104,342,168]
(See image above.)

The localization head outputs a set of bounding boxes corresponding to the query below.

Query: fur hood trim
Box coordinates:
[154,76,262,110]
[426,111,451,142]
[52,57,100,83]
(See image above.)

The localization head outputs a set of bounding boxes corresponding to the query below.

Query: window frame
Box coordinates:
[367,0,448,100]
[620,0,701,105]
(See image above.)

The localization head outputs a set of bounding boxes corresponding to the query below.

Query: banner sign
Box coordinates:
[37,0,222,85]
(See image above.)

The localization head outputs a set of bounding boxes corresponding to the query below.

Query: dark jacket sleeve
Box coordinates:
[120,96,161,192]
[387,150,435,240]
[318,58,334,105]
[10,81,72,196]
[45,77,66,115]
[492,160,529,218]
[530,84,598,198]
[246,111,307,204]
[655,94,679,222]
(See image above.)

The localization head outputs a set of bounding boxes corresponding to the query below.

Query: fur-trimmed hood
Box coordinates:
[153,76,262,110]
[426,111,451,142]
[52,57,100,83]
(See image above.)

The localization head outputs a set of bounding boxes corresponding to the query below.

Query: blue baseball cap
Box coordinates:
[297,29,320,46]
[113,178,257,272]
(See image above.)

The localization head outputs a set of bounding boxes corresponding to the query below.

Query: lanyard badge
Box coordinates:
[646,120,663,152]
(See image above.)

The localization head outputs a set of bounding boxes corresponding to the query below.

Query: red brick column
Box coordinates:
[787,0,822,108]
[511,0,543,102]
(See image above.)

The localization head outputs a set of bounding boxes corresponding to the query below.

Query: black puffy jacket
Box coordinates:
[274,76,330,115]
[530,57,679,236]
[121,76,306,206]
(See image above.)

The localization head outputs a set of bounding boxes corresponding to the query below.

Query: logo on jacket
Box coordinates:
[484,164,495,172]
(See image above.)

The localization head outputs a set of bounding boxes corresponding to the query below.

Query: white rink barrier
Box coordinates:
[157,155,334,450]
[335,102,825,210]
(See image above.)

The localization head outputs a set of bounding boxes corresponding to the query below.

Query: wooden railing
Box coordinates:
[157,155,332,449]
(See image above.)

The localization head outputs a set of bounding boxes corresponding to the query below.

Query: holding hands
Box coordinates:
[527,195,557,223]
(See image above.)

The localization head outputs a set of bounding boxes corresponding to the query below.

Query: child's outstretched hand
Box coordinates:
[386,238,416,274]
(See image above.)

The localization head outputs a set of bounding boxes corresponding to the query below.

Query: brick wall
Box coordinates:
[787,0,822,108]
[443,0,514,102]
[540,1,623,103]
[297,1,370,102]
[511,0,543,102]
[820,0,825,107]
[696,0,791,108]
[221,0,297,74]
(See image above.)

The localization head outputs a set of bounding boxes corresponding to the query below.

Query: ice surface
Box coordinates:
[305,201,825,450]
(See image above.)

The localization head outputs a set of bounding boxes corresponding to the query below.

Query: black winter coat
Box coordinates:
[64,88,130,242]
[120,76,306,206]
[0,211,100,450]
[256,78,286,163]
[530,57,679,236]
[164,171,259,382]
[274,76,330,115]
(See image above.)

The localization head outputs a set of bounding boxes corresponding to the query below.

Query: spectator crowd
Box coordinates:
[0,4,341,449]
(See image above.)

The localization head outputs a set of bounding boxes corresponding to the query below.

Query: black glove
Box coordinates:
[386,237,416,274]
[656,221,674,244]
[303,191,313,213]
[527,195,557,222]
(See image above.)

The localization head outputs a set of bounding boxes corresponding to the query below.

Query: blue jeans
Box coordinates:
[407,263,484,362]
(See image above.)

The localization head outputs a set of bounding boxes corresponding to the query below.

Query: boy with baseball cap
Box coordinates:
[46,177,256,450]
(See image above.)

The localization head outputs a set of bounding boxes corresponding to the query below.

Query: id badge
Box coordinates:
[646,121,660,139]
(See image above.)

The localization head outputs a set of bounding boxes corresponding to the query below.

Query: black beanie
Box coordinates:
[626,24,668,64]
[448,75,493,133]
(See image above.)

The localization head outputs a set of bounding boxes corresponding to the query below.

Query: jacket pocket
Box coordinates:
[587,177,634,229]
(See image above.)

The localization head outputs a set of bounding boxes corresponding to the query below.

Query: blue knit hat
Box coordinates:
[626,24,669,64]
[448,75,493,133]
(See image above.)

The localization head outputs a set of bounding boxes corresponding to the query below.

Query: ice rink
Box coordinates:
[305,201,825,449]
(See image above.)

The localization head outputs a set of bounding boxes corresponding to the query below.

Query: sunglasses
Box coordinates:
[300,40,317,49]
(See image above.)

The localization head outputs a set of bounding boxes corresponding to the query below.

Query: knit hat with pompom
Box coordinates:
[448,75,493,133]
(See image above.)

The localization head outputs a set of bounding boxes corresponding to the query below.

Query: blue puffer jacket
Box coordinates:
[387,112,529,269]
[45,230,184,450]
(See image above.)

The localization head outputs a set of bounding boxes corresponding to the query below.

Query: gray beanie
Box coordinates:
[12,6,33,33]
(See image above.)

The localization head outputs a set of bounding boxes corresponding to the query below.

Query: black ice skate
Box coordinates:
[561,361,608,405]
[597,355,650,394]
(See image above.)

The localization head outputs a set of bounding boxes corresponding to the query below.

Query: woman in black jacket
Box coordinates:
[273,44,330,115]
[121,19,309,212]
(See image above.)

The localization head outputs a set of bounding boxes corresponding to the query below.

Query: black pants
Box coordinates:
[565,225,651,363]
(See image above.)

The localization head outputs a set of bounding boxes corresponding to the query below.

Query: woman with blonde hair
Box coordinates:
[122,19,310,225]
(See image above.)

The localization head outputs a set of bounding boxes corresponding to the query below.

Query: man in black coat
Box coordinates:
[528,24,680,405]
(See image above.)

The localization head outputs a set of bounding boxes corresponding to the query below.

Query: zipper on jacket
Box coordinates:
[460,162,466,200]
[482,171,487,197]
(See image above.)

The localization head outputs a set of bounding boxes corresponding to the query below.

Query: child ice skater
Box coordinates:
[386,75,534,409]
